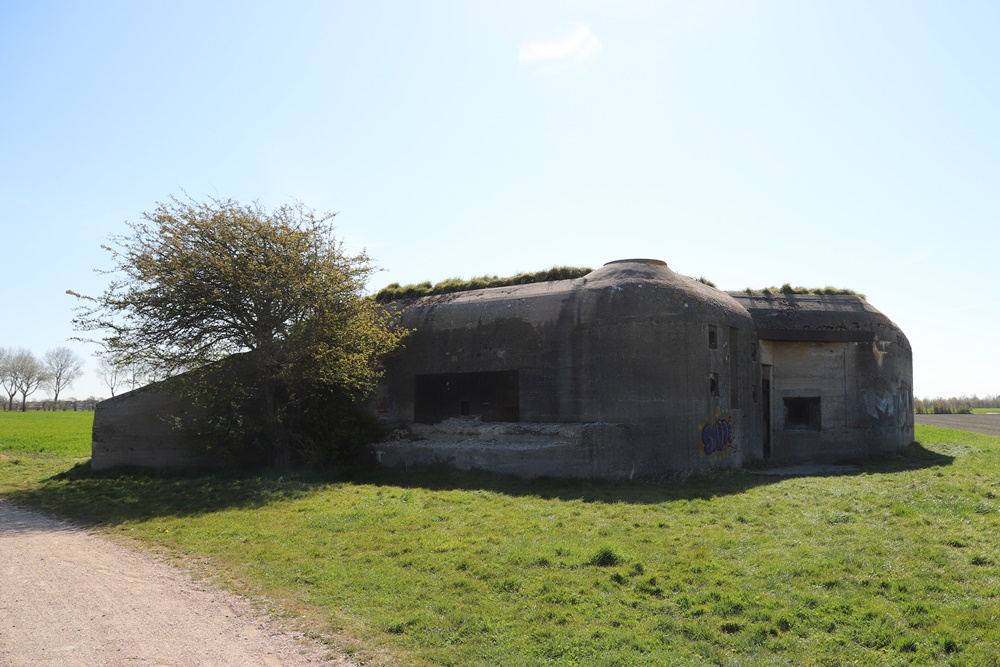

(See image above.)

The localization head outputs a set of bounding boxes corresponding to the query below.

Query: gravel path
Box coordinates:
[0,501,355,667]
[915,413,1000,437]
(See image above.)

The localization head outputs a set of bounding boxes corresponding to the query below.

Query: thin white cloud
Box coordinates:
[517,23,603,71]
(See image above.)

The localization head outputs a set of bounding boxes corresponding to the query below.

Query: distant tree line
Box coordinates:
[0,346,91,411]
[914,395,1000,414]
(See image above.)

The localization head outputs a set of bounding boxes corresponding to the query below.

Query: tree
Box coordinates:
[95,356,150,397]
[95,357,124,397]
[8,348,49,411]
[123,359,152,392]
[0,347,15,411]
[43,347,85,405]
[70,194,406,465]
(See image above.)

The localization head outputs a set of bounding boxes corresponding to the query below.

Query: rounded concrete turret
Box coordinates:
[378,259,763,477]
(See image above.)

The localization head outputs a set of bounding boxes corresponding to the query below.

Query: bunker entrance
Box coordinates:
[414,371,520,424]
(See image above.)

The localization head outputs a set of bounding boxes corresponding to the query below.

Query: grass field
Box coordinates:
[971,407,1000,414]
[0,410,93,458]
[1,414,999,666]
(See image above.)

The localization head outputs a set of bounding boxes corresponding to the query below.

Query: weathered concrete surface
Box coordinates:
[760,339,912,463]
[377,260,763,478]
[729,292,910,345]
[750,463,859,476]
[92,387,204,471]
[89,261,915,479]
[370,419,638,480]
[736,294,913,464]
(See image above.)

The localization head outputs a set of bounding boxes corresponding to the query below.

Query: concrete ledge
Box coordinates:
[367,419,636,480]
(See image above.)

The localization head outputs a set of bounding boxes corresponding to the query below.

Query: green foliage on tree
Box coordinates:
[70,195,406,466]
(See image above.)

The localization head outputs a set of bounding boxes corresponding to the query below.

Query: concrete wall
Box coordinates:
[89,266,914,477]
[91,388,205,471]
[734,292,913,464]
[372,420,636,480]
[375,260,765,479]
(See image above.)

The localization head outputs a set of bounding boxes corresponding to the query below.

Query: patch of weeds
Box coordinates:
[495,578,520,593]
[586,546,622,567]
[385,618,419,635]
[941,637,961,654]
[970,555,995,566]
[712,598,745,616]
[720,621,743,634]
[636,576,664,597]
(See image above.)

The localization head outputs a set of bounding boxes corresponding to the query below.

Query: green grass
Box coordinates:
[0,411,93,458]
[2,416,1000,666]
[971,407,1000,414]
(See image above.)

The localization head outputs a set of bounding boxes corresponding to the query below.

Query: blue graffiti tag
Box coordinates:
[701,416,735,456]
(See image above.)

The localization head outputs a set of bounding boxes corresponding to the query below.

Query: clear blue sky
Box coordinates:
[2,0,998,401]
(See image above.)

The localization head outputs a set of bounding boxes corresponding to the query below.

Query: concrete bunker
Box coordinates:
[90,258,913,479]
[372,260,913,479]
[733,291,913,465]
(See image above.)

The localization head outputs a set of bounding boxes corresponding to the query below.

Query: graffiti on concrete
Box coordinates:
[700,413,736,456]
[863,390,894,419]
[861,383,912,428]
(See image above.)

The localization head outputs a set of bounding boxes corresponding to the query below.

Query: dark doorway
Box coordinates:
[762,376,772,458]
[414,371,520,424]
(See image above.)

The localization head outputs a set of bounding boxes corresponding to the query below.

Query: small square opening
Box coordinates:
[784,397,821,430]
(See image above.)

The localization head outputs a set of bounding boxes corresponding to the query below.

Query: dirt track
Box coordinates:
[0,501,354,667]
[915,413,1000,437]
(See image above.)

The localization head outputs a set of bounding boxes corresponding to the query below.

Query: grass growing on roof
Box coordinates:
[374,266,592,303]
[741,284,867,300]
[2,417,999,666]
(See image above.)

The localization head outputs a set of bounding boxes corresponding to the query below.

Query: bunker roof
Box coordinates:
[730,292,909,347]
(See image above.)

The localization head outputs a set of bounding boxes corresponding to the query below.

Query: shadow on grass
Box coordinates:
[5,462,327,528]
[6,441,953,528]
[352,441,954,505]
